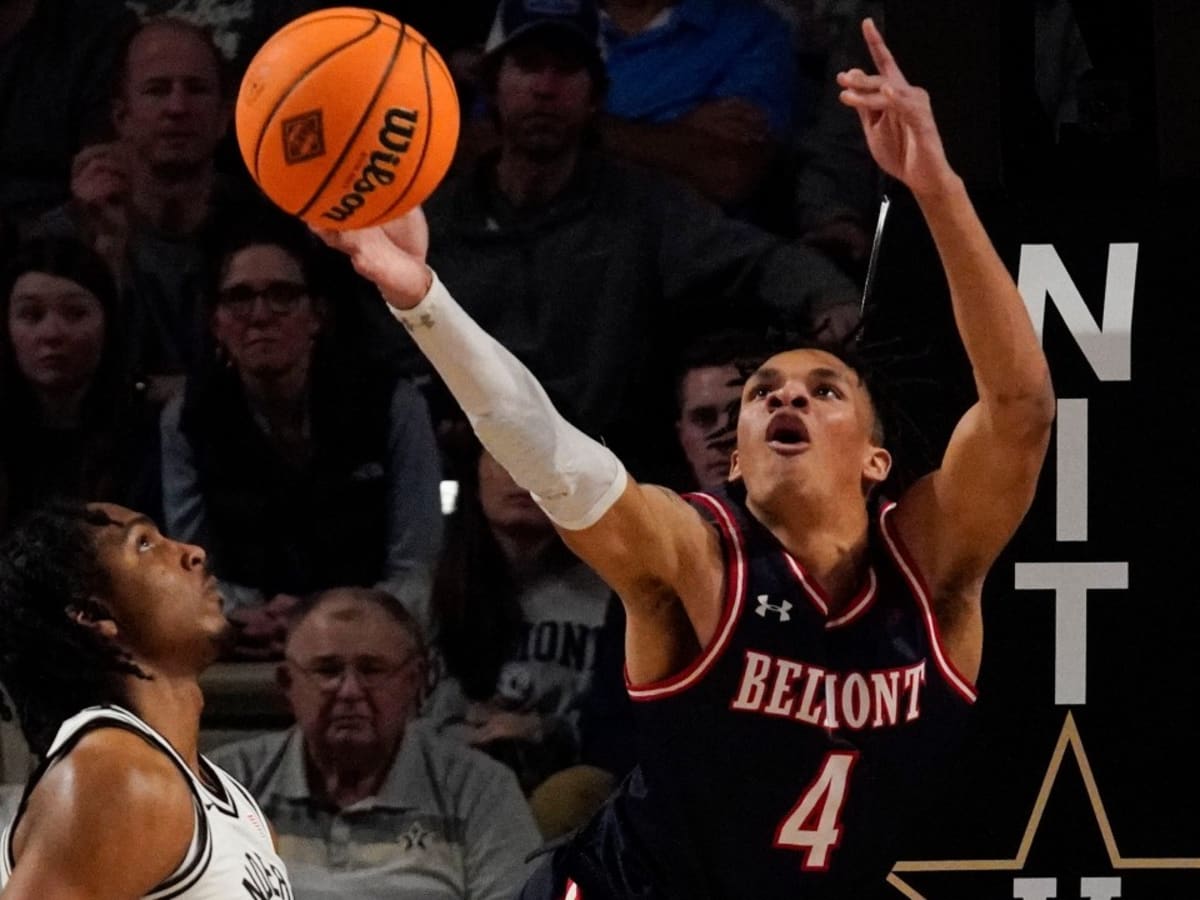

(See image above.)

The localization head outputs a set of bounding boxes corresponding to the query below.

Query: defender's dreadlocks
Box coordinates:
[0,502,148,757]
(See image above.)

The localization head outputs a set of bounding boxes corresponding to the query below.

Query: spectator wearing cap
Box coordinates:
[414,0,857,483]
[598,0,798,208]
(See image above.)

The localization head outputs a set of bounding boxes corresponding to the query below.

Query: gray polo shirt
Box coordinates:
[209,720,541,900]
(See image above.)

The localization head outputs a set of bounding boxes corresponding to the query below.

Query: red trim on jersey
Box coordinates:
[627,492,747,700]
[563,879,581,900]
[781,551,830,615]
[825,568,878,630]
[877,502,978,703]
[781,551,878,628]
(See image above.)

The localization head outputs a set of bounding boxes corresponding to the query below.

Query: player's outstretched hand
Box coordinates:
[837,18,958,198]
[311,206,432,310]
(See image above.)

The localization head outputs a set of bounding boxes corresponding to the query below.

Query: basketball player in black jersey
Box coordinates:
[317,18,1055,899]
[0,502,291,898]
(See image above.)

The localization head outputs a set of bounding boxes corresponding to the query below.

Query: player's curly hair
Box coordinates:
[0,502,146,757]
[697,320,937,502]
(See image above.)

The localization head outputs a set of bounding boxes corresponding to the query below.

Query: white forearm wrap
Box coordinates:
[389,271,628,530]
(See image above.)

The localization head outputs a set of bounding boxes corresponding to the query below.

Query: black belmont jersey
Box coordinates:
[563,484,976,900]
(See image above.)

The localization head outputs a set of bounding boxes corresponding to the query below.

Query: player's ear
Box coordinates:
[862,446,892,488]
[728,449,742,481]
[67,603,119,641]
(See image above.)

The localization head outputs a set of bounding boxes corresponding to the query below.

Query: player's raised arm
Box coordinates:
[315,215,726,677]
[838,21,1054,602]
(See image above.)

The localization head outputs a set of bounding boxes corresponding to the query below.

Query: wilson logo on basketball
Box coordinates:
[280,110,326,165]
[321,107,419,224]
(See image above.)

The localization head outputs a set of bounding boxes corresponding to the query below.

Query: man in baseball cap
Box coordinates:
[483,0,606,82]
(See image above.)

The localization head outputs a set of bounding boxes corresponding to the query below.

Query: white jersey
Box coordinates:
[0,705,291,899]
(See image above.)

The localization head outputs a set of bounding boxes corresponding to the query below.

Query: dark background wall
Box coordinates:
[870,2,1199,896]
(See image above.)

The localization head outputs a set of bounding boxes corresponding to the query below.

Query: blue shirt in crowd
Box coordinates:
[602,0,798,136]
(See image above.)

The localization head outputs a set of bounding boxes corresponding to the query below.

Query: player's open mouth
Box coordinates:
[766,415,810,452]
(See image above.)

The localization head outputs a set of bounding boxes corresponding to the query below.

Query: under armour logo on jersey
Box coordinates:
[755,594,793,622]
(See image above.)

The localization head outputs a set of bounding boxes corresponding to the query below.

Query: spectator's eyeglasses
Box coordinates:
[285,653,420,693]
[217,281,308,319]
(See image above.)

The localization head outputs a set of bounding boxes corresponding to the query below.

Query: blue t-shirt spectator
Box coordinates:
[602,0,798,136]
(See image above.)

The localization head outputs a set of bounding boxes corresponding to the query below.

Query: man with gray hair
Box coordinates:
[210,586,541,900]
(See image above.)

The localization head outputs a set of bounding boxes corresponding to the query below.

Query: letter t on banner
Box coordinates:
[1014,562,1128,705]
[1013,877,1057,900]
[1080,877,1122,900]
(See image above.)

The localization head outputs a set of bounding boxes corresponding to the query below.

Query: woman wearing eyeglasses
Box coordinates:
[159,214,444,660]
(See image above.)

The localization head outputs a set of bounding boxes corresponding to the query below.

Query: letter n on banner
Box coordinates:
[1017,244,1137,382]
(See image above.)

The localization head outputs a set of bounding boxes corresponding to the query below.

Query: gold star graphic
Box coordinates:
[887,711,1200,899]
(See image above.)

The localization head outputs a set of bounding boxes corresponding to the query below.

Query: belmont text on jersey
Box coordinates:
[540,486,977,900]
[731,649,927,730]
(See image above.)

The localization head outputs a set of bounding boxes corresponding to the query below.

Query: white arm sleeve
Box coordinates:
[389,271,628,530]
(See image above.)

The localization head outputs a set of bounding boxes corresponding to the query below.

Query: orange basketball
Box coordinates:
[235,7,460,230]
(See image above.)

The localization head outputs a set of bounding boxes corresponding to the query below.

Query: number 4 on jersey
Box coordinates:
[774,751,860,870]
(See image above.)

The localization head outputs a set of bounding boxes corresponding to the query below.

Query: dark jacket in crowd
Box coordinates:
[175,355,402,597]
[420,150,858,480]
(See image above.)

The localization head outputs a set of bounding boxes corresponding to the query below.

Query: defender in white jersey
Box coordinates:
[3,706,290,898]
[0,502,292,899]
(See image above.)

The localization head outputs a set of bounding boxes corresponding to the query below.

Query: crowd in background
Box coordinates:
[0,0,1084,896]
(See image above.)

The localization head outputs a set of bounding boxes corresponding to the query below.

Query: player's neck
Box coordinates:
[751,492,872,612]
[122,674,205,775]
